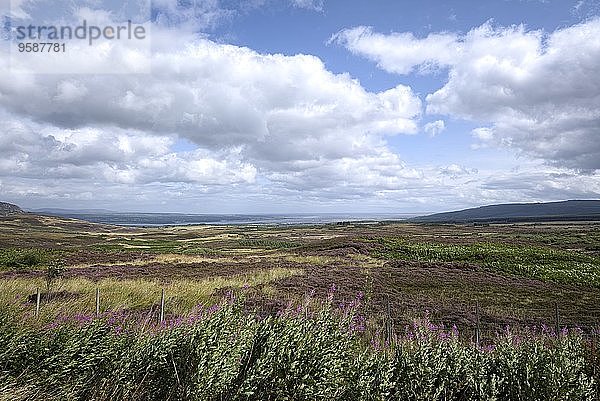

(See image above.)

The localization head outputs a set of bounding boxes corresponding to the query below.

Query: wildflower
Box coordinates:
[73,313,92,325]
[370,337,382,351]
[541,323,550,335]
[327,284,336,302]
[426,320,437,332]
[207,304,220,314]
[44,321,60,330]
[350,314,366,333]
[482,344,495,352]
[225,290,235,304]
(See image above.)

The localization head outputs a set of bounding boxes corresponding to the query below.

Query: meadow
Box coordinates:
[0,214,599,400]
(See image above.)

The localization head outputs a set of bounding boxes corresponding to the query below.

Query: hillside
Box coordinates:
[412,200,600,223]
[0,202,24,216]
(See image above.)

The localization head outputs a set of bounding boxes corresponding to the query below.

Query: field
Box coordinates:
[1,214,600,400]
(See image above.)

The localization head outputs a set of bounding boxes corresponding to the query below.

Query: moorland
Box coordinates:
[1,212,599,400]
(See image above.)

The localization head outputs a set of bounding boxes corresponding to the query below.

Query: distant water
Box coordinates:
[40,212,419,227]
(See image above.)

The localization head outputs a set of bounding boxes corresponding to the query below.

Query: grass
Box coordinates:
[375,238,600,287]
[92,239,217,254]
[238,239,299,250]
[0,268,302,323]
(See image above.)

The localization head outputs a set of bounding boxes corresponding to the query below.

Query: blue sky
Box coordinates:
[0,0,599,213]
[209,0,594,169]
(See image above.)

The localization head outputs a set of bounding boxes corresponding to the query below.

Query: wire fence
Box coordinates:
[379,298,600,344]
[25,286,600,345]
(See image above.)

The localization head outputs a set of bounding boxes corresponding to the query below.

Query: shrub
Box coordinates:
[0,303,597,401]
[0,248,50,270]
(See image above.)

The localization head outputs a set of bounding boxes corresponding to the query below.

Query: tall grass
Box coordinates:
[0,268,301,322]
[0,296,597,401]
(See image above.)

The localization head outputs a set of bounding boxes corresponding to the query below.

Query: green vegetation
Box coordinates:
[238,239,299,249]
[375,238,600,287]
[0,248,55,270]
[0,300,597,401]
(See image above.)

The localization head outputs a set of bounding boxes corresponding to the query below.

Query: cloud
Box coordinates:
[152,0,234,31]
[0,111,256,186]
[2,0,30,19]
[0,19,426,208]
[2,7,598,211]
[330,26,458,74]
[1,107,597,211]
[424,120,445,137]
[1,29,421,166]
[290,0,324,12]
[334,19,600,170]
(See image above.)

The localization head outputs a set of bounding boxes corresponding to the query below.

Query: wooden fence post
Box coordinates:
[95,287,100,317]
[35,287,41,318]
[475,301,481,347]
[555,302,560,337]
[386,296,393,344]
[160,288,165,323]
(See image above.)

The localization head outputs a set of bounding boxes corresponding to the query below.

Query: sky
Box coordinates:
[0,0,599,213]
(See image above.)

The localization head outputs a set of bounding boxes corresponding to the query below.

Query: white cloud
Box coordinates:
[2,8,599,212]
[330,26,459,74]
[1,30,421,166]
[0,22,426,208]
[290,0,324,12]
[424,120,445,137]
[152,0,234,31]
[334,19,600,170]
[2,0,30,19]
[0,112,256,186]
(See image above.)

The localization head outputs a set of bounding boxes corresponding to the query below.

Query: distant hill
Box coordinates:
[0,202,24,216]
[411,200,600,223]
[32,207,116,214]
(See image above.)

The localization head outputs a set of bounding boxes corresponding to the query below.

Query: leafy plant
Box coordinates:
[45,260,66,296]
[0,300,597,401]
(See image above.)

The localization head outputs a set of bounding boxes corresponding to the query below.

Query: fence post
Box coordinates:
[35,287,41,318]
[95,287,100,317]
[386,296,393,344]
[475,301,480,347]
[160,288,165,323]
[554,302,560,337]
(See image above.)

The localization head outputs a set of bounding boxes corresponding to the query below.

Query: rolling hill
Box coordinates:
[0,202,24,216]
[411,200,600,223]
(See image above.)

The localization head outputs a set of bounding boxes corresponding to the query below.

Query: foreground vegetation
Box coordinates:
[1,296,598,401]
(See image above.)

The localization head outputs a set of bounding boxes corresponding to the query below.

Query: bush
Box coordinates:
[0,304,597,401]
[0,248,51,270]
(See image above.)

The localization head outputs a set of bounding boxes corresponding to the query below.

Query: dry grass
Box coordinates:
[1,267,303,321]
